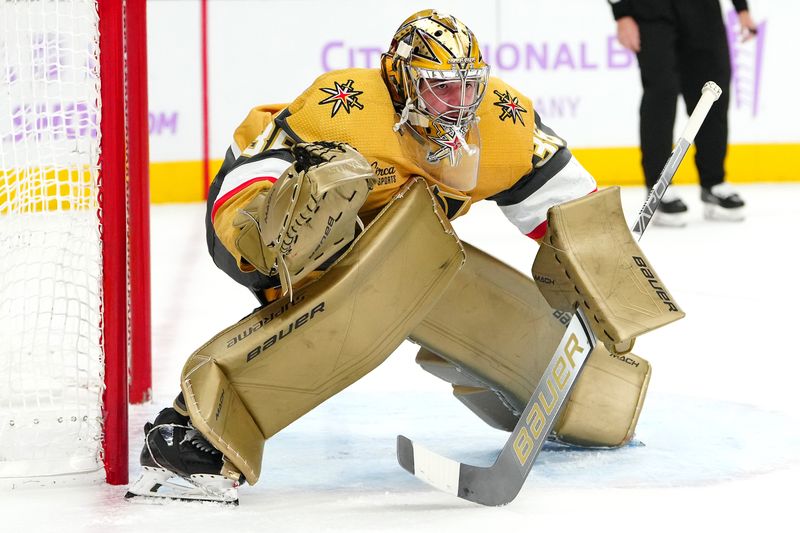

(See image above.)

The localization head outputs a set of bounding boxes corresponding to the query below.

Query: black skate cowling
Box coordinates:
[139,408,223,478]
[125,408,239,504]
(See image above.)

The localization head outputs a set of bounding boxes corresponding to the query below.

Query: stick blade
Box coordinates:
[396,435,520,506]
[396,435,460,496]
[457,459,522,506]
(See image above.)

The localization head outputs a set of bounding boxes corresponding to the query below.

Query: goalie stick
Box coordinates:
[396,81,723,506]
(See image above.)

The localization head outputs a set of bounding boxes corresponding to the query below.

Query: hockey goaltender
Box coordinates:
[126,9,683,505]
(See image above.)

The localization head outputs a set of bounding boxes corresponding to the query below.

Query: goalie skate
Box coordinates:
[125,408,241,505]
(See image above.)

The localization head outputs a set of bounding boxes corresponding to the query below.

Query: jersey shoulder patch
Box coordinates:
[480,77,533,129]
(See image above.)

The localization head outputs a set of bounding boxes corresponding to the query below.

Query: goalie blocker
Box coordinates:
[533,187,685,354]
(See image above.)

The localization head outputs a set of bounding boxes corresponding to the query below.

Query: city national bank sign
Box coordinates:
[321,36,636,73]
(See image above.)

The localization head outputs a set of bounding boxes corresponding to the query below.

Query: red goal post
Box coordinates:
[0,0,151,486]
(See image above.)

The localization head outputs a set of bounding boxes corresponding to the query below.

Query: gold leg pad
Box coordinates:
[554,345,651,447]
[411,242,566,415]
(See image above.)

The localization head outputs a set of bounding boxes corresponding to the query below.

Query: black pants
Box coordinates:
[635,0,731,189]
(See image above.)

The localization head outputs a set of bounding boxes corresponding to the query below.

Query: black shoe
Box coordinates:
[653,191,688,227]
[701,184,746,221]
[139,407,223,478]
[126,407,239,504]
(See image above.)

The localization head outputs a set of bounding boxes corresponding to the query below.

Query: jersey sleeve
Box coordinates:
[488,112,596,241]
[207,148,294,271]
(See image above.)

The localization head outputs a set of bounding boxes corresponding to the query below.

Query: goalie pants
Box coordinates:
[634,0,731,190]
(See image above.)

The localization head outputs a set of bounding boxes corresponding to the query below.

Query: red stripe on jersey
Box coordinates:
[210,176,277,223]
[527,221,548,241]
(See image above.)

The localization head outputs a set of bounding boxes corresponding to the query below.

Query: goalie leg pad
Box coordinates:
[532,187,684,353]
[182,178,464,485]
[410,242,567,416]
[411,241,650,447]
[553,345,651,447]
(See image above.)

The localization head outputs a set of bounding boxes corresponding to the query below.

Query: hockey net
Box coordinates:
[0,0,150,487]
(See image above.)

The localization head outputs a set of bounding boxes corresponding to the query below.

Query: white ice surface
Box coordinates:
[2,184,799,532]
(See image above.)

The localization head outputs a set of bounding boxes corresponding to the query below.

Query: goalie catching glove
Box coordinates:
[233,142,376,299]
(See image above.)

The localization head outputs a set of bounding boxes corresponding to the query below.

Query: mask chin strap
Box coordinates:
[393,40,417,132]
[393,99,432,133]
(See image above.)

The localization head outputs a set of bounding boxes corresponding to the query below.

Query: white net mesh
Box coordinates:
[0,0,105,481]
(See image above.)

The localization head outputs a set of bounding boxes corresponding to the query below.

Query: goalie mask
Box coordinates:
[381,10,489,191]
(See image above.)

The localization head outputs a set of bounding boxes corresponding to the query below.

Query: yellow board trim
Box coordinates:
[5,144,795,210]
[4,144,797,211]
[571,143,800,187]
[149,160,210,203]
[5,143,781,206]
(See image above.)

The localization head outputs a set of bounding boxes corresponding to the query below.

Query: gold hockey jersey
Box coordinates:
[210,68,596,274]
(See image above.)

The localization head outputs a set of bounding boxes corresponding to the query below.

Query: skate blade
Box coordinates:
[652,211,687,228]
[703,203,745,222]
[125,466,239,505]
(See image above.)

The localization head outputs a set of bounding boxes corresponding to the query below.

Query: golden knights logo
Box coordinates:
[493,89,527,125]
[319,79,364,117]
